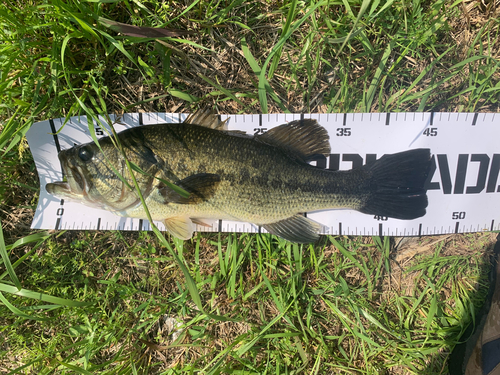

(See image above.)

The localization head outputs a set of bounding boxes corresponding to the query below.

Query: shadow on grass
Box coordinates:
[446,233,500,375]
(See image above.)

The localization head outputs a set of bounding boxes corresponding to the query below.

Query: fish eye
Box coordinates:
[78,146,93,162]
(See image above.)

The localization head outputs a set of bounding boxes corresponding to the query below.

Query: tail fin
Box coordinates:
[359,149,431,220]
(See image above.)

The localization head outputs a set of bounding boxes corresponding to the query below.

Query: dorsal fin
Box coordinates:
[183,109,228,130]
[256,119,331,161]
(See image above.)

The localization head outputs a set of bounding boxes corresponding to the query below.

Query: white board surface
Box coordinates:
[26,112,500,236]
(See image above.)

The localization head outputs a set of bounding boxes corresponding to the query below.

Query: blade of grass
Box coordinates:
[167,88,200,103]
[363,40,393,112]
[236,299,295,356]
[0,232,50,282]
[0,283,92,307]
[268,0,298,78]
[198,74,247,107]
[0,219,21,290]
[0,292,50,321]
[241,37,261,75]
[257,0,325,113]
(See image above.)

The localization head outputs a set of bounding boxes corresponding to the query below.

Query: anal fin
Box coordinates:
[263,215,321,243]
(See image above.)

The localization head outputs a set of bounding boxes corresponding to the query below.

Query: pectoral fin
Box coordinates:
[263,215,321,243]
[159,173,220,204]
[164,217,195,240]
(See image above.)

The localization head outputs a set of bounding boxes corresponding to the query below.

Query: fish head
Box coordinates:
[46,135,157,212]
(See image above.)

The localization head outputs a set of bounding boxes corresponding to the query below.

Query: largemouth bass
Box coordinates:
[46,111,431,243]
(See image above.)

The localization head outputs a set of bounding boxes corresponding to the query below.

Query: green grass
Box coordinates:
[1,0,500,373]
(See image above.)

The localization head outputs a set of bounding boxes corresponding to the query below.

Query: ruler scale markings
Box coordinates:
[49,119,62,153]
[339,222,342,235]
[472,112,479,125]
[29,112,500,236]
[218,220,222,233]
[138,219,143,231]
[379,223,383,237]
[97,218,101,230]
[418,224,422,237]
[455,222,460,234]
[50,119,68,229]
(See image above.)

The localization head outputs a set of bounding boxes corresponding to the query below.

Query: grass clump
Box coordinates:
[1,0,500,373]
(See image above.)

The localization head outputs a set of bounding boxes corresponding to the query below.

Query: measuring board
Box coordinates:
[27,112,500,237]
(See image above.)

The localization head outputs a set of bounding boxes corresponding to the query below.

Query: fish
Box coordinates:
[46,111,431,243]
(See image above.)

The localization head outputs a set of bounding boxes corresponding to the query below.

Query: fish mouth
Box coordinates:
[46,163,90,201]
[46,180,82,200]
[46,181,70,194]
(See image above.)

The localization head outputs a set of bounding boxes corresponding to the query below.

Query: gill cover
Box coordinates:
[46,128,162,212]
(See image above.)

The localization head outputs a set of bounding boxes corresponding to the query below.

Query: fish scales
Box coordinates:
[124,124,369,223]
[46,112,431,243]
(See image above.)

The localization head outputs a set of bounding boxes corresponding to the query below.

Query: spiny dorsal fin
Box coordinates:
[184,109,228,130]
[158,173,221,204]
[256,119,331,161]
[263,214,321,243]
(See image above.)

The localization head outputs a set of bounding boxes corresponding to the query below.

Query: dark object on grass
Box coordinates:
[99,17,195,38]
[449,233,500,375]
